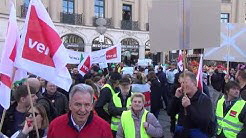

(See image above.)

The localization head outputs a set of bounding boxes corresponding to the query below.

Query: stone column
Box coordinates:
[113,0,120,28]
[139,45,145,59]
[133,0,139,21]
[236,0,245,23]
[84,43,92,52]
[77,0,83,14]
[49,0,61,22]
[139,0,146,31]
[231,0,237,23]
[83,0,91,26]
[161,52,166,64]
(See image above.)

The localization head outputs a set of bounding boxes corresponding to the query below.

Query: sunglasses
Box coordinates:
[25,112,40,118]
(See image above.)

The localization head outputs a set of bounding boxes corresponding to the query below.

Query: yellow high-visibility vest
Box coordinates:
[121,109,150,138]
[111,92,132,131]
[102,84,117,96]
[216,96,245,138]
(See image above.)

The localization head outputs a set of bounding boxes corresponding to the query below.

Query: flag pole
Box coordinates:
[26,82,40,138]
[181,0,191,116]
[226,2,233,82]
[0,109,6,132]
[225,23,231,83]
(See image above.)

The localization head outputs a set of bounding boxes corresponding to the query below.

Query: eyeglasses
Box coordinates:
[25,112,40,118]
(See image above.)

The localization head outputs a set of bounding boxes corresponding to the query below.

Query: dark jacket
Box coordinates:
[149,78,163,112]
[72,73,83,85]
[43,91,69,116]
[157,71,167,88]
[37,95,58,122]
[240,85,246,101]
[95,83,119,123]
[2,102,24,137]
[203,82,210,98]
[47,112,113,138]
[168,90,213,137]
[157,71,168,107]
[211,72,225,92]
[108,92,132,116]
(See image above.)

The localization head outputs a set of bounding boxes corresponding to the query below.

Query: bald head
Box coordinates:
[26,78,41,92]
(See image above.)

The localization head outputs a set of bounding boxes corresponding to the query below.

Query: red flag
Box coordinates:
[196,54,203,91]
[177,50,183,71]
[106,47,117,60]
[0,2,18,109]
[78,54,91,76]
[14,0,72,91]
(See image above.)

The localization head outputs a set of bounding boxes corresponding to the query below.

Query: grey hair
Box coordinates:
[69,84,94,101]
[180,71,197,84]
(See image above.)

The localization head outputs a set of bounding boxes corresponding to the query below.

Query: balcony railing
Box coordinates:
[93,17,113,28]
[60,12,84,25]
[146,23,149,31]
[121,20,140,31]
[21,5,48,18]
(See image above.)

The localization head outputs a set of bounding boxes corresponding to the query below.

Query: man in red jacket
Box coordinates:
[48,84,113,138]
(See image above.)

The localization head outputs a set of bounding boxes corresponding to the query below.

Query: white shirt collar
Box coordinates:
[70,114,87,132]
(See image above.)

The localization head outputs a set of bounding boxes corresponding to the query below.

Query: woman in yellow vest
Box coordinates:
[116,93,163,138]
[216,81,246,138]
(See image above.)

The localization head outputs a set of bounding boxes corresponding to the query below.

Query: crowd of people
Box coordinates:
[0,62,246,138]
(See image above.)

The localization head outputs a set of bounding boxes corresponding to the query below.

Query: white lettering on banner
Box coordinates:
[106,54,116,59]
[82,65,89,72]
[28,38,50,55]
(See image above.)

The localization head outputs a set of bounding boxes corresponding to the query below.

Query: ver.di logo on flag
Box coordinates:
[106,47,117,60]
[22,6,61,67]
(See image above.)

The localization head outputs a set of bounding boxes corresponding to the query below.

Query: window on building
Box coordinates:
[61,34,84,51]
[92,37,113,51]
[121,38,139,65]
[122,4,132,20]
[221,13,230,23]
[94,0,105,17]
[63,0,74,14]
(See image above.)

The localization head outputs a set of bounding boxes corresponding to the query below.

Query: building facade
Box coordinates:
[0,0,151,64]
[0,0,245,64]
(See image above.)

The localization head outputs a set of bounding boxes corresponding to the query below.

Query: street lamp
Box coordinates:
[95,18,107,49]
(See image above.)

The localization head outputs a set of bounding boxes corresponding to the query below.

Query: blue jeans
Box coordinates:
[174,125,208,138]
